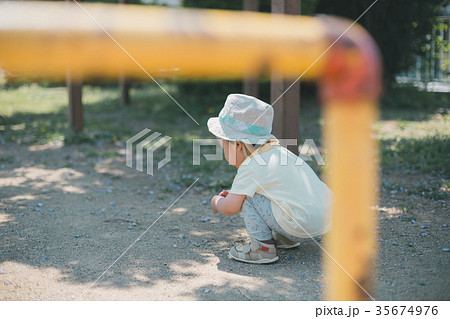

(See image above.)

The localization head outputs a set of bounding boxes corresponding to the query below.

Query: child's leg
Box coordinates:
[241,195,274,242]
[230,194,306,264]
[230,196,279,263]
[242,194,304,243]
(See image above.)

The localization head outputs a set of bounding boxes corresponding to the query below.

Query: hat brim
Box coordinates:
[207,117,276,145]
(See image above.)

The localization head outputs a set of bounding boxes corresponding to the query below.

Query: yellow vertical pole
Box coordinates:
[323,99,378,300]
[319,17,382,300]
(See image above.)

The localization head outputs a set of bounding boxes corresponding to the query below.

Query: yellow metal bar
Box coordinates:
[319,17,382,300]
[323,99,379,300]
[0,1,328,80]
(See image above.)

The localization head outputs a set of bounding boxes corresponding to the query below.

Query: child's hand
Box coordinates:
[212,190,229,213]
[211,195,222,214]
[218,190,229,197]
[211,193,246,216]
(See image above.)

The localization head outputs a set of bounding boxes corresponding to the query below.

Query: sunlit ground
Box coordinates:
[0,83,448,300]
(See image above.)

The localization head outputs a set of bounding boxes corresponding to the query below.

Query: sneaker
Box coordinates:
[229,238,279,264]
[272,231,300,249]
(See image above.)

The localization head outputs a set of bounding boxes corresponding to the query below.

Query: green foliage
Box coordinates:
[182,0,447,85]
[315,0,448,85]
[381,84,450,111]
[433,22,450,71]
[421,21,450,81]
[301,0,319,15]
[175,80,242,116]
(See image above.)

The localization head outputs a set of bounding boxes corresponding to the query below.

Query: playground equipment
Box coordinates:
[0,1,382,300]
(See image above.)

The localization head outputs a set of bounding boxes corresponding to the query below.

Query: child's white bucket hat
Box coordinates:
[207,94,276,144]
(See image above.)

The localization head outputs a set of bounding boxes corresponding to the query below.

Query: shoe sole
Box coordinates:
[228,252,279,264]
[277,242,301,249]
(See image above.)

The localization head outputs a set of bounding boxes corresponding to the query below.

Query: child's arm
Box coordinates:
[211,192,246,216]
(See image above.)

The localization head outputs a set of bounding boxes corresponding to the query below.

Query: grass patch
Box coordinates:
[380,135,449,176]
[377,104,449,176]
[1,82,448,185]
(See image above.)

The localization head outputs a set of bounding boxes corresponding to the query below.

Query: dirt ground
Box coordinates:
[0,141,448,301]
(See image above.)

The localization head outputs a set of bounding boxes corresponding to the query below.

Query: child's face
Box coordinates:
[217,138,245,168]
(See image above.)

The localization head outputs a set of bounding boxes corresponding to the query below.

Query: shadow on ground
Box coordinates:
[0,143,324,300]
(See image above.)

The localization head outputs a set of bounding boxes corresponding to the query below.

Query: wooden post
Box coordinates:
[243,0,259,98]
[65,0,83,133]
[66,71,83,133]
[119,71,130,106]
[119,0,130,106]
[271,0,300,154]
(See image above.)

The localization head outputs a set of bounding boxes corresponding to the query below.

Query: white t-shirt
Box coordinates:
[229,145,332,238]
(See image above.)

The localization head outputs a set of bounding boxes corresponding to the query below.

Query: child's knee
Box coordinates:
[241,196,255,214]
